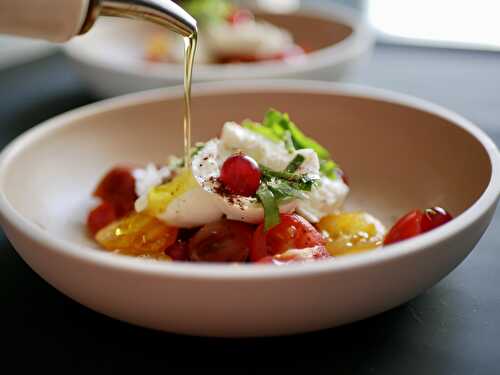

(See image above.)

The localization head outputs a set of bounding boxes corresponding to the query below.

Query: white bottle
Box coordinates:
[0,0,197,42]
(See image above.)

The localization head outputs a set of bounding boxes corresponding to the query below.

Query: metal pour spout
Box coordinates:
[81,0,197,38]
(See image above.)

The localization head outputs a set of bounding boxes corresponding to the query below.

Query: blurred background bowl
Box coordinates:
[63,2,373,97]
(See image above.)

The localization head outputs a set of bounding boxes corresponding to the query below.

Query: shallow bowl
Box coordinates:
[64,3,372,97]
[0,81,498,337]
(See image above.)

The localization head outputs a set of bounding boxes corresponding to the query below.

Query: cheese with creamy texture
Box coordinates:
[133,121,348,228]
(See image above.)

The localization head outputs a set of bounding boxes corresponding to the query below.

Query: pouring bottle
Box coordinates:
[0,0,197,42]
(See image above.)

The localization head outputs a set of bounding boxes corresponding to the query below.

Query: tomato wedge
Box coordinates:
[383,210,423,245]
[87,201,117,235]
[166,240,189,261]
[257,246,330,265]
[250,214,326,262]
[384,207,453,246]
[188,219,254,262]
[421,207,453,232]
[94,166,137,217]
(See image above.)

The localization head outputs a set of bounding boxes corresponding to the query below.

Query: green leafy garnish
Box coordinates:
[260,165,318,192]
[256,184,280,231]
[266,178,308,201]
[242,120,282,143]
[283,130,295,153]
[256,161,319,231]
[319,159,338,179]
[286,154,305,173]
[263,110,330,159]
[182,0,233,25]
[244,109,341,179]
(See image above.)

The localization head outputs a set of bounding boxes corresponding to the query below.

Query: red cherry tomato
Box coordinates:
[94,166,137,217]
[166,240,189,261]
[87,201,117,235]
[217,45,304,64]
[257,246,330,265]
[227,8,253,25]
[383,210,424,245]
[188,219,254,262]
[219,154,261,196]
[421,207,453,232]
[250,214,326,262]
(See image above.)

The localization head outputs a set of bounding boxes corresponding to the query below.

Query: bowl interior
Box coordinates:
[0,87,492,254]
[69,8,354,70]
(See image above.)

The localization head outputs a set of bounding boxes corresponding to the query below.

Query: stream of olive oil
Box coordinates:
[183,33,198,167]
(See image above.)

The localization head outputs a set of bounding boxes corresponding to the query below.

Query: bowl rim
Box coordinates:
[0,80,498,280]
[63,3,374,81]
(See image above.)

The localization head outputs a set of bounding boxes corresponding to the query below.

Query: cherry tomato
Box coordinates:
[227,8,253,25]
[87,201,117,235]
[166,240,189,261]
[188,219,255,262]
[421,207,453,232]
[217,46,304,64]
[384,206,453,246]
[257,246,330,265]
[250,214,326,262]
[383,210,423,245]
[219,154,261,196]
[94,166,137,217]
[95,213,178,256]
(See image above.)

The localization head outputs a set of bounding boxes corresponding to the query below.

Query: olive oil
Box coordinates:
[183,32,198,167]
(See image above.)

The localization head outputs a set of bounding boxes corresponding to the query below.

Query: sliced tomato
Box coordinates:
[384,207,453,246]
[257,246,331,265]
[188,219,255,262]
[94,166,137,217]
[421,207,453,232]
[383,210,424,245]
[166,240,189,261]
[250,214,326,262]
[217,45,305,64]
[87,201,117,235]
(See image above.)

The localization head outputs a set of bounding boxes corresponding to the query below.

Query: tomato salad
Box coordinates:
[87,109,452,264]
[146,0,306,65]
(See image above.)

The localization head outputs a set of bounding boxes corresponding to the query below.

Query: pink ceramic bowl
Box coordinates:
[0,81,498,337]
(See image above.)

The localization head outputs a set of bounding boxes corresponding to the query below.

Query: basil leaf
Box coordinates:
[267,178,308,200]
[242,120,282,143]
[263,109,331,160]
[286,154,305,173]
[256,183,280,231]
[283,130,295,153]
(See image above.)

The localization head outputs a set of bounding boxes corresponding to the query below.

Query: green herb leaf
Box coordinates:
[283,130,295,153]
[256,183,280,231]
[245,108,340,180]
[267,178,308,200]
[242,120,282,143]
[286,154,305,173]
[183,0,233,25]
[260,165,318,190]
[319,159,338,179]
[263,109,331,160]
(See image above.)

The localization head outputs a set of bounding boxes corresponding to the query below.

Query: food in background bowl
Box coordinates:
[146,0,306,65]
[86,109,452,264]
